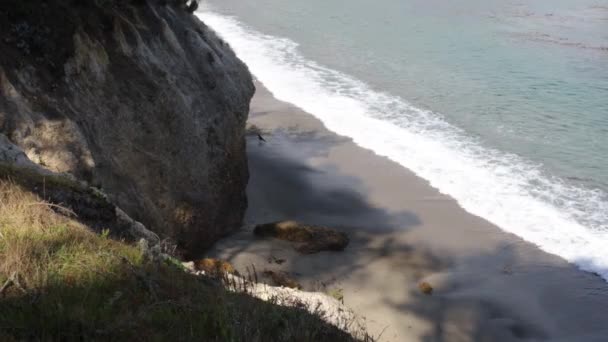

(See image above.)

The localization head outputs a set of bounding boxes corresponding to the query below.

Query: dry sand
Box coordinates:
[207,83,608,341]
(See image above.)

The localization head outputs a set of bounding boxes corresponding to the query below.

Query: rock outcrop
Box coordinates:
[0,0,254,256]
[0,134,160,244]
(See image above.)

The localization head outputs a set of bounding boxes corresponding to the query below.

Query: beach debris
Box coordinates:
[267,255,286,264]
[193,258,237,277]
[246,124,268,143]
[246,124,266,136]
[216,272,366,336]
[246,124,261,134]
[263,270,302,289]
[327,288,344,304]
[418,281,433,295]
[254,220,349,254]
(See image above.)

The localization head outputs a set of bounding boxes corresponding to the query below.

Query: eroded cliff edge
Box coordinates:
[0,0,254,256]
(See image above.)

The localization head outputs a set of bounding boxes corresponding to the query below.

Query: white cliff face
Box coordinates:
[0,1,254,256]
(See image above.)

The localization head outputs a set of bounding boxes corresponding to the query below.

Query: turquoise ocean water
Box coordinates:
[196,0,608,279]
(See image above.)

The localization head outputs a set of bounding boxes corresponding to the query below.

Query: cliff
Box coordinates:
[0,0,254,256]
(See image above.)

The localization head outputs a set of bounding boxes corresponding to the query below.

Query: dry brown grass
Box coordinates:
[0,182,139,293]
[0,182,77,287]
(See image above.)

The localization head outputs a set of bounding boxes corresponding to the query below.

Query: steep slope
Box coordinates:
[0,180,360,341]
[0,0,254,256]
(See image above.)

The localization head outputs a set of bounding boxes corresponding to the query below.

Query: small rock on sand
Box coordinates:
[418,281,433,295]
[263,270,302,289]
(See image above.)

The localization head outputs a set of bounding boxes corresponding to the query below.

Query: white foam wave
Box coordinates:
[196,10,608,280]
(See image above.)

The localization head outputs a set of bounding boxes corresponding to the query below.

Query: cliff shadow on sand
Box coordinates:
[207,90,608,341]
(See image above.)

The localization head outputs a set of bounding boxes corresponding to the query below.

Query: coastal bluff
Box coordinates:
[0,0,254,255]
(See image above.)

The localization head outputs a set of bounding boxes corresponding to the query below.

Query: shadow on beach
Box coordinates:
[208,95,608,341]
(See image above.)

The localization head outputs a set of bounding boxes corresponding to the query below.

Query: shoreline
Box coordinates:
[198,7,608,282]
[208,82,608,341]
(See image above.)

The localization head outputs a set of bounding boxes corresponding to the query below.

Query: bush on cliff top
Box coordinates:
[0,181,359,341]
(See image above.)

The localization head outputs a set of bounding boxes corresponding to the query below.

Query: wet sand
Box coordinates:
[208,83,608,341]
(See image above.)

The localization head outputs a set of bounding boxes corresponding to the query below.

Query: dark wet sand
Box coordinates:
[208,83,608,341]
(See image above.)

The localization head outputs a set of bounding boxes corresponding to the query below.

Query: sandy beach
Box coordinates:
[207,83,608,341]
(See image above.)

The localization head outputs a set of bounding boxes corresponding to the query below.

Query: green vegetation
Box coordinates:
[0,162,123,239]
[0,182,360,341]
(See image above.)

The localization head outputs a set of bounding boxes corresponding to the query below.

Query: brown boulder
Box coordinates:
[254,221,349,254]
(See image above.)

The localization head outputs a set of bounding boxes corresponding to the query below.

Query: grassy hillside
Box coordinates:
[0,181,359,341]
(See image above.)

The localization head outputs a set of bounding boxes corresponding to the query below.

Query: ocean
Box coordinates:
[196,0,608,279]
